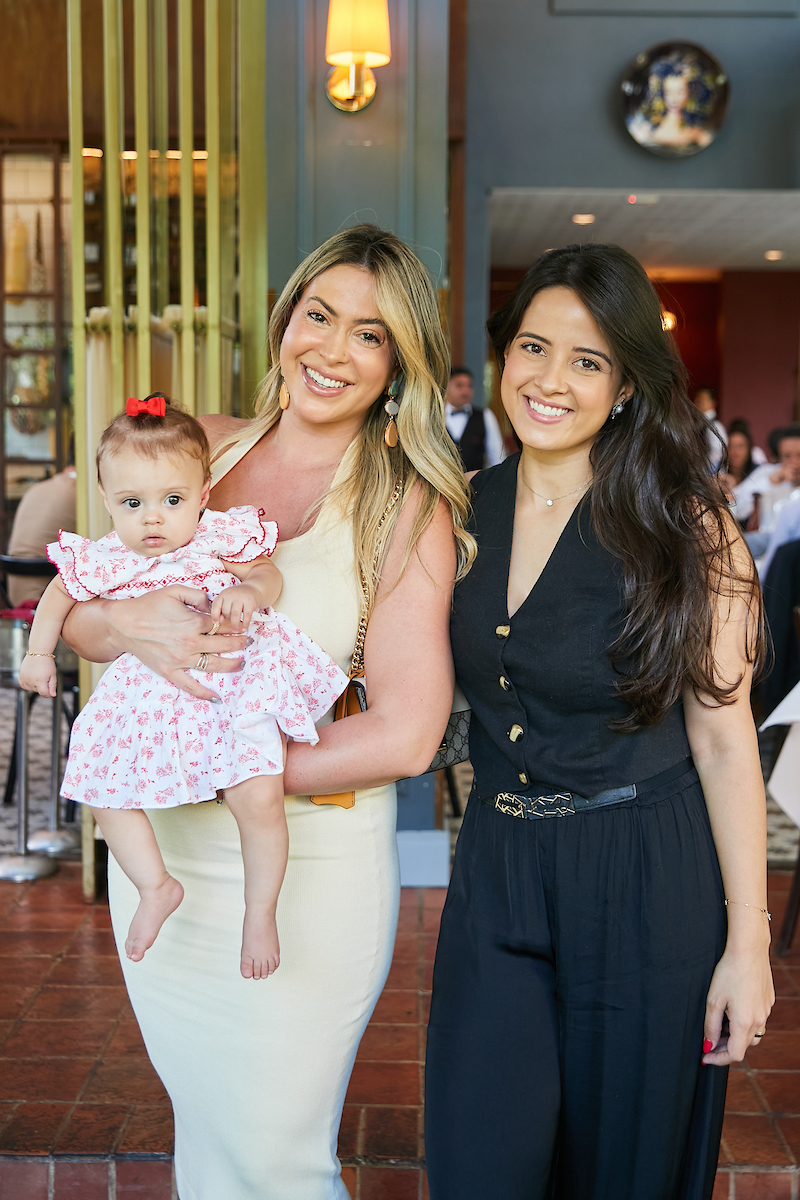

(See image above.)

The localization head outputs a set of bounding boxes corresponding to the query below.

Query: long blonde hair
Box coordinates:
[215,224,475,612]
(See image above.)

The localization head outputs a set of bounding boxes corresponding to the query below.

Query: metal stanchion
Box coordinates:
[28,675,80,856]
[0,688,58,881]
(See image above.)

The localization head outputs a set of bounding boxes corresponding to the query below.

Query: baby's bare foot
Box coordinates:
[125,875,184,962]
[241,908,280,980]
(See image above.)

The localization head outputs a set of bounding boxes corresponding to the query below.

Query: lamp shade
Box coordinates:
[325,0,391,68]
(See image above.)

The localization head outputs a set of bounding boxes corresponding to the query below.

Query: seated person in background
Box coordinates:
[732,425,800,558]
[693,385,727,470]
[718,420,760,492]
[444,366,506,471]
[6,461,77,607]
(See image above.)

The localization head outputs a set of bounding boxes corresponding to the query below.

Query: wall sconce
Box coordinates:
[325,0,391,113]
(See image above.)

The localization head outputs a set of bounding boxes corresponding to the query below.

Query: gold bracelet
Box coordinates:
[725,898,771,921]
[25,651,56,659]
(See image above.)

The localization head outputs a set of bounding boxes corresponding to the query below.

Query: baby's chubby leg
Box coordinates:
[224,772,289,980]
[90,807,183,962]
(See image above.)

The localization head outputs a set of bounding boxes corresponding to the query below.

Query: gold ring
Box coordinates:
[208,621,220,636]
[196,653,209,671]
[754,1030,767,1038]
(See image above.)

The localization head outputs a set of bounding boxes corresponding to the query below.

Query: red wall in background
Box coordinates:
[720,272,800,453]
[653,281,721,399]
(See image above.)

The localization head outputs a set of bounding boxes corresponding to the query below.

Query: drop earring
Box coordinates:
[610,399,625,419]
[384,378,400,448]
[279,381,290,411]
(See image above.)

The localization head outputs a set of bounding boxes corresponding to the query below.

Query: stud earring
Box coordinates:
[610,399,626,419]
[384,378,400,448]
[279,381,290,411]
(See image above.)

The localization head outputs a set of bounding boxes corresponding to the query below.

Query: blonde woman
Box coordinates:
[64,224,474,1200]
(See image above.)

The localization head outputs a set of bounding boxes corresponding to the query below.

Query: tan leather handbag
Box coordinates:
[310,479,403,808]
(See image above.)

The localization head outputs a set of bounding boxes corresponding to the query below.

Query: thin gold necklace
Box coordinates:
[520,472,591,507]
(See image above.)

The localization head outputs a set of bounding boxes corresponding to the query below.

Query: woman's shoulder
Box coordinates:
[469,454,519,502]
[198,414,251,454]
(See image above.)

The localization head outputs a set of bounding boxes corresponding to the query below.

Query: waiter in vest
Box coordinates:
[444,366,506,472]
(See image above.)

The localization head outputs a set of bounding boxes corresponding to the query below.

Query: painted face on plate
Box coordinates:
[501,286,631,459]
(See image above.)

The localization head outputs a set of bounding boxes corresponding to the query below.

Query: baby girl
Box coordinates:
[19,395,349,978]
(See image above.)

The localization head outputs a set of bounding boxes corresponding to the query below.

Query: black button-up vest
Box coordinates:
[451,455,690,799]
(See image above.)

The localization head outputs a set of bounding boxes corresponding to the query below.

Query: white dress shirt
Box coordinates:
[761,491,800,577]
[731,463,795,527]
[703,409,727,471]
[444,404,506,468]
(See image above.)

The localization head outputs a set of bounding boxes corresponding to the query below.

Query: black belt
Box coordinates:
[484,757,694,821]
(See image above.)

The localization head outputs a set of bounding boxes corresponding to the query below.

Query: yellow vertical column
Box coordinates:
[205,0,221,415]
[151,0,169,318]
[67,0,96,901]
[134,0,151,396]
[67,0,87,541]
[238,0,268,410]
[179,0,195,413]
[103,0,124,427]
[219,0,236,333]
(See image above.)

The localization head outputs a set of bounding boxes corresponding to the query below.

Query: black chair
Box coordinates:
[0,554,56,610]
[760,539,800,721]
[775,607,800,956]
[0,556,78,820]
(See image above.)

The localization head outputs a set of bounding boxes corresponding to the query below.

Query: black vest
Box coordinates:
[455,409,487,473]
[450,456,690,798]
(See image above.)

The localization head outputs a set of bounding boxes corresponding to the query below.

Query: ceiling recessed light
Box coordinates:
[765,250,784,261]
[572,214,595,226]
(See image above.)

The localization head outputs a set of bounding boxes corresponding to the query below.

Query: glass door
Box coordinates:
[1,147,71,551]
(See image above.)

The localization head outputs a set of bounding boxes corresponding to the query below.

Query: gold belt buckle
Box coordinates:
[494,791,576,819]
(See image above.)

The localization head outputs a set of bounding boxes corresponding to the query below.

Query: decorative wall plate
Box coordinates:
[621,41,730,158]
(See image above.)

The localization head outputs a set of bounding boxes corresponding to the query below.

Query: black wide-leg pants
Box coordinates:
[425,765,728,1200]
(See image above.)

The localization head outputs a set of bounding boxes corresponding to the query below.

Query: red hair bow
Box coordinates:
[126,395,166,418]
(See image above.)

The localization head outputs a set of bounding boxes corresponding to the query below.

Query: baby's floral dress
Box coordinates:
[50,507,349,809]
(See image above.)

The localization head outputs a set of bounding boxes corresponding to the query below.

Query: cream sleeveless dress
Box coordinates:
[107,433,401,1200]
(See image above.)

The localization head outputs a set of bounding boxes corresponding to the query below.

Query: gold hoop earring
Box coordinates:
[384,379,400,448]
[279,382,290,411]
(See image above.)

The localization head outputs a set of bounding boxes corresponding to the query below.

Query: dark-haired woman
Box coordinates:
[425,244,774,1200]
[719,420,757,495]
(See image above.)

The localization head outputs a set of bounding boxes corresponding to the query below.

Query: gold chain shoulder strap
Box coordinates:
[349,477,404,678]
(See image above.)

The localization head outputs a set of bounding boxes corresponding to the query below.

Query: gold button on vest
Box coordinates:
[499,676,510,691]
[495,624,510,639]
[518,772,528,785]
[508,724,524,742]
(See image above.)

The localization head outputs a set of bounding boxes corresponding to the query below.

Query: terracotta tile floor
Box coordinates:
[2,867,800,1198]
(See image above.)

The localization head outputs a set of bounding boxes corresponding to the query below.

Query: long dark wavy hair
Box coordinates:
[487,243,766,732]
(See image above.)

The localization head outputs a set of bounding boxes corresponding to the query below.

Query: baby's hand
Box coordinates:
[18,655,58,697]
[210,584,260,630]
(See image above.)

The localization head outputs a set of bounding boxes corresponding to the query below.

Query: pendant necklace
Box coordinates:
[520,473,591,507]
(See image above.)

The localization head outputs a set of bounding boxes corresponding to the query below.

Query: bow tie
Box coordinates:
[126,395,166,418]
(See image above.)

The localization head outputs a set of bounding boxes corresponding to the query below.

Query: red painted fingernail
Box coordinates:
[703,1038,713,1054]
